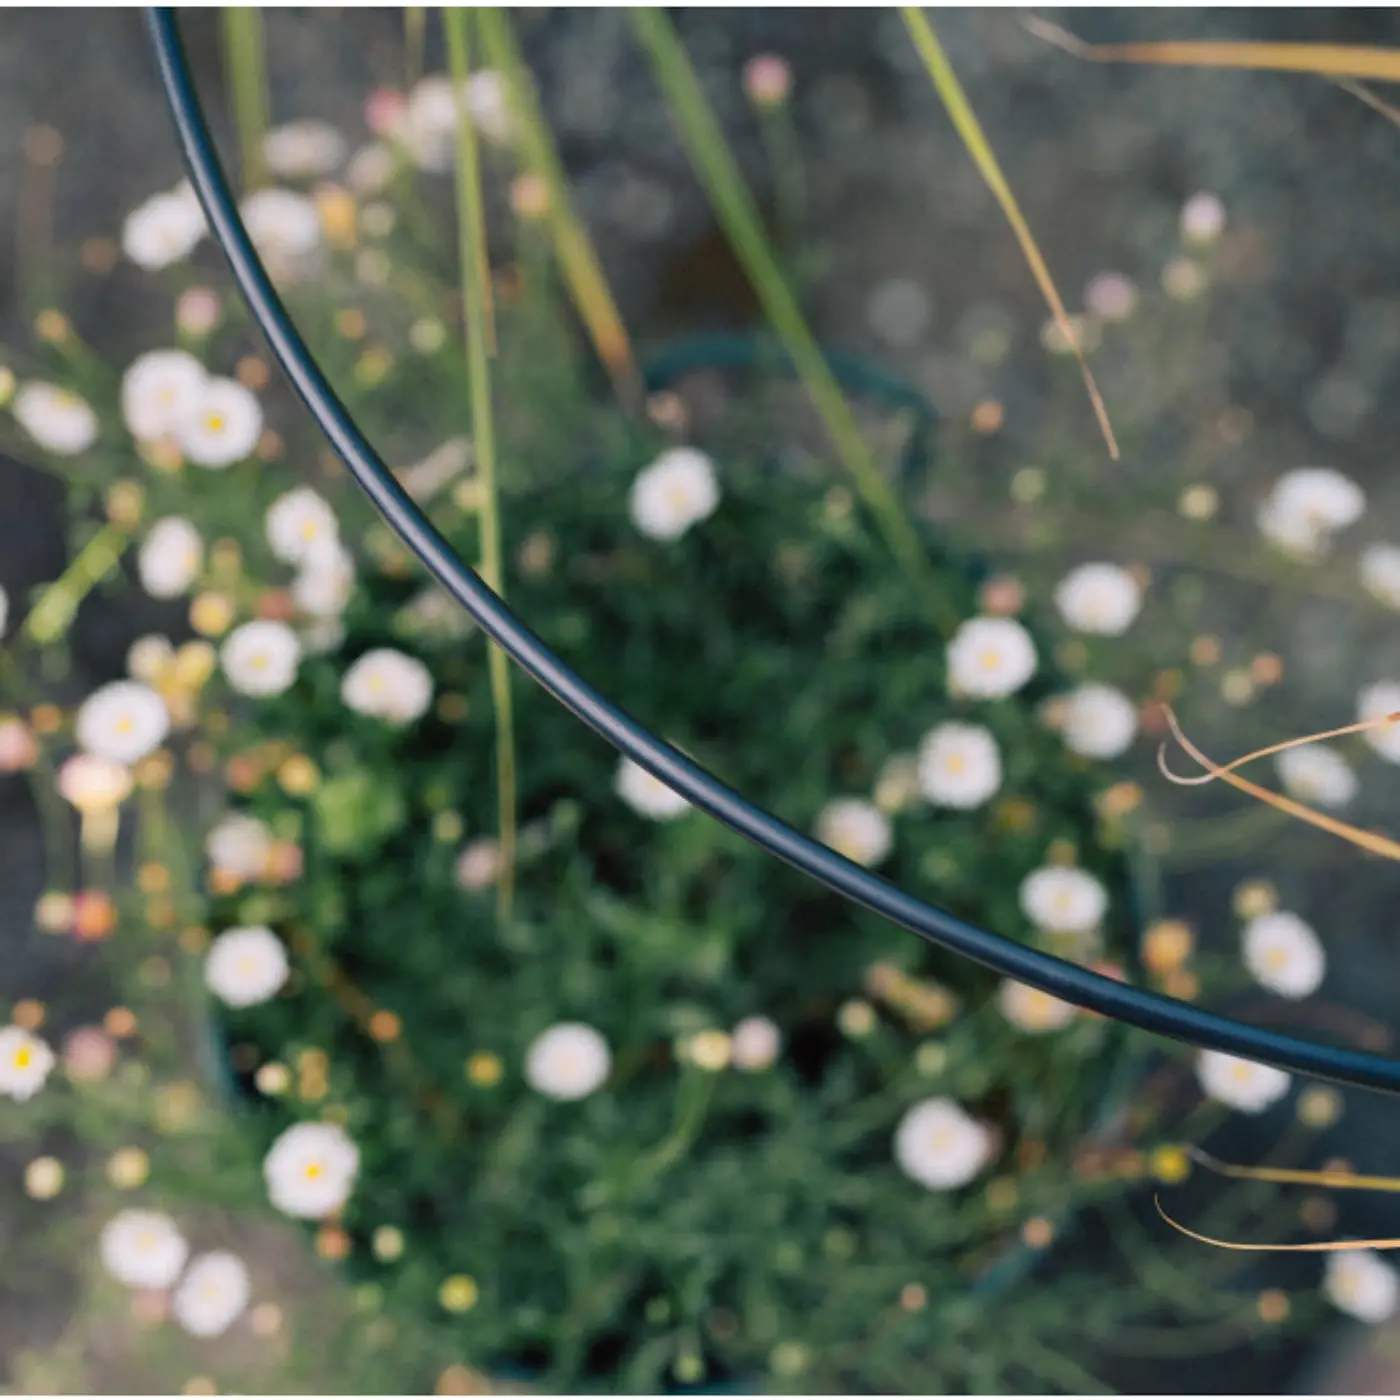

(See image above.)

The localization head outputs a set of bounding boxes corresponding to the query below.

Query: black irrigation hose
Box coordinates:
[147,7,1400,1097]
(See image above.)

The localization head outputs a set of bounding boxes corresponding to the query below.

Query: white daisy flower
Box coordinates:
[454,837,502,891]
[815,798,893,868]
[1360,543,1400,610]
[916,722,1002,809]
[1084,271,1139,323]
[265,487,340,565]
[120,349,208,442]
[340,648,434,724]
[398,76,458,171]
[263,120,347,180]
[205,813,275,881]
[122,189,206,270]
[629,447,721,542]
[1195,1050,1292,1113]
[615,755,691,821]
[13,382,98,455]
[997,979,1078,1033]
[893,1097,994,1191]
[75,681,170,766]
[1257,468,1365,560]
[465,69,514,144]
[731,1015,782,1071]
[1275,743,1357,810]
[346,142,396,196]
[525,1022,611,1101]
[946,617,1037,700]
[99,1208,189,1289]
[205,926,290,1009]
[57,754,133,814]
[177,377,263,469]
[240,187,323,268]
[0,1026,55,1101]
[1053,563,1142,636]
[1179,192,1226,246]
[127,634,175,684]
[292,542,356,618]
[171,1251,251,1338]
[1242,910,1325,1000]
[1019,866,1108,935]
[1359,682,1400,764]
[138,516,204,599]
[263,1121,360,1219]
[1325,1250,1400,1324]
[1060,683,1138,760]
[220,621,302,698]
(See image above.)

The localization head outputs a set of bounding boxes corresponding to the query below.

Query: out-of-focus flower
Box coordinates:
[1242,910,1326,1000]
[815,798,892,868]
[1196,1049,1291,1113]
[57,754,133,813]
[263,120,347,180]
[731,1015,782,1071]
[0,1026,55,1100]
[220,621,302,698]
[122,188,205,270]
[75,682,170,766]
[175,287,222,338]
[127,634,175,685]
[743,53,792,107]
[13,382,98,455]
[615,755,691,821]
[917,722,1002,809]
[62,1025,117,1082]
[121,350,207,442]
[1180,192,1226,246]
[1060,683,1138,760]
[139,517,204,599]
[1084,271,1139,323]
[1325,1250,1400,1324]
[347,142,396,196]
[454,837,501,890]
[1257,468,1365,561]
[100,1208,189,1289]
[525,1023,611,1101]
[1360,682,1400,764]
[1054,563,1142,636]
[204,926,290,1008]
[292,543,356,618]
[997,979,1078,1033]
[1360,543,1400,610]
[240,188,323,271]
[205,813,274,882]
[629,448,720,542]
[264,1121,360,1219]
[177,377,263,469]
[341,648,433,724]
[946,617,1037,699]
[0,717,37,772]
[1275,743,1357,810]
[266,488,340,565]
[172,1252,251,1338]
[894,1098,994,1191]
[1020,866,1108,935]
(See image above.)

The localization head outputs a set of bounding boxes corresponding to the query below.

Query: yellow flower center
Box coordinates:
[1264,947,1290,970]
[978,649,1002,671]
[944,752,967,775]
[1230,1062,1253,1084]
[12,1046,32,1070]
[205,412,227,434]
[299,519,320,541]
[114,715,136,735]
[303,1160,325,1181]
[929,1128,954,1152]
[249,651,271,671]
[664,482,691,513]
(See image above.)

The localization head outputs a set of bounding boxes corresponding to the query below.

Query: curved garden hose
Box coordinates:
[146,7,1400,1097]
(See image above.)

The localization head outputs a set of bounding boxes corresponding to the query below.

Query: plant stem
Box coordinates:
[23,521,130,648]
[405,5,426,88]
[221,7,272,191]
[474,8,642,410]
[445,7,517,925]
[631,8,961,640]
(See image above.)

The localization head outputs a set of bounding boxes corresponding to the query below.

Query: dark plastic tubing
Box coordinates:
[146,7,1400,1096]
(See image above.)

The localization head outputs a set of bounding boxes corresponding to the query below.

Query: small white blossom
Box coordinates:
[263,1121,360,1219]
[997,979,1078,1033]
[292,542,356,618]
[75,681,170,766]
[263,120,347,180]
[615,755,691,821]
[1275,743,1357,810]
[341,648,433,724]
[1257,468,1365,560]
[1180,192,1226,246]
[99,1209,189,1289]
[120,350,208,442]
[1195,1050,1291,1113]
[13,382,98,455]
[1084,272,1139,323]
[1359,682,1400,764]
[266,487,340,565]
[1020,866,1108,935]
[138,516,204,599]
[1242,910,1325,1000]
[57,754,133,813]
[172,1251,251,1338]
[917,722,1002,809]
[464,70,514,144]
[1360,543,1400,610]
[946,617,1037,699]
[205,814,274,881]
[177,376,262,468]
[525,1023,611,1101]
[220,621,302,698]
[0,1026,55,1101]
[346,142,396,196]
[454,837,501,890]
[1325,1250,1400,1324]
[815,798,892,868]
[894,1097,994,1191]
[240,187,323,267]
[629,447,720,542]
[731,1015,782,1071]
[122,189,205,270]
[1060,683,1138,760]
[1053,563,1142,636]
[205,926,290,1008]
[127,634,175,684]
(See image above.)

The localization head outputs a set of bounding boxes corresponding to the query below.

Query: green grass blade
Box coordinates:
[221,7,272,191]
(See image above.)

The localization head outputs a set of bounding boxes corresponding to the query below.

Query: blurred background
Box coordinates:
[7,7,1400,1393]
